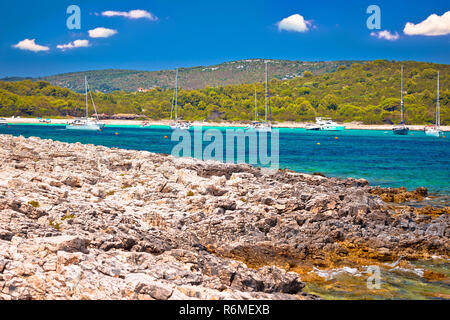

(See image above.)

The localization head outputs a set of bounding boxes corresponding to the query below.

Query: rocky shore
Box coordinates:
[0,134,448,300]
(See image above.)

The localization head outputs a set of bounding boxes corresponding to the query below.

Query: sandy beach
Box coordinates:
[4,117,449,131]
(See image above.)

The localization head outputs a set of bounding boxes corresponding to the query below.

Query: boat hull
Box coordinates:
[255,127,272,132]
[170,123,191,130]
[424,128,442,137]
[392,127,410,135]
[320,125,346,131]
[245,121,272,132]
[66,123,104,131]
[246,127,272,132]
[425,131,441,137]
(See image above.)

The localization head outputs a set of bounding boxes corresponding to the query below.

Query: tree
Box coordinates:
[422,68,437,80]
[321,94,339,111]
[0,60,448,125]
[380,98,400,112]
[303,71,313,78]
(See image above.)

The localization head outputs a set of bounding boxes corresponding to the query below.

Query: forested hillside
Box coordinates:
[3,59,356,93]
[0,60,448,125]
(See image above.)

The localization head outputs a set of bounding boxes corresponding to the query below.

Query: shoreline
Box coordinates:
[4,117,449,131]
[2,130,448,199]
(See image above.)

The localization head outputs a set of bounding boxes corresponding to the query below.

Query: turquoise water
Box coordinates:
[1,124,449,197]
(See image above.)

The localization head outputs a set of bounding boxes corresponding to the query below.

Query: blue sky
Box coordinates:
[0,0,449,77]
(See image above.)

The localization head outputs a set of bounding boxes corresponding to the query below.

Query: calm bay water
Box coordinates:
[2,124,449,197]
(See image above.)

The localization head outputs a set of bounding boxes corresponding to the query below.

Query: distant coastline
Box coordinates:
[5,117,450,132]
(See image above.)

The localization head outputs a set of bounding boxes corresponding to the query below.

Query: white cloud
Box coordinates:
[101,9,157,20]
[370,30,400,41]
[404,11,450,36]
[88,27,118,38]
[277,14,311,33]
[12,39,50,52]
[57,39,90,50]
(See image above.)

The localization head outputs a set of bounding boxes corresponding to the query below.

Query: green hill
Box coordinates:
[0,60,448,125]
[3,59,357,93]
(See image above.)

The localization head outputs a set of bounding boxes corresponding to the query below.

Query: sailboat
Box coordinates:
[245,85,260,130]
[169,68,191,130]
[425,71,443,137]
[66,76,105,131]
[392,65,409,135]
[247,61,272,132]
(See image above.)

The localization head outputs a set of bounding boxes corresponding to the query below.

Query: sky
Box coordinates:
[0,0,449,77]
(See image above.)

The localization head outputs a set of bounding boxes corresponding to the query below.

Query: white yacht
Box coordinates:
[170,68,191,130]
[425,71,443,137]
[66,76,105,131]
[315,117,345,131]
[305,123,321,130]
[0,118,8,126]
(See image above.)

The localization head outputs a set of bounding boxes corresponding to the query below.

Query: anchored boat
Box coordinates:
[170,68,191,130]
[425,71,443,137]
[305,123,321,131]
[247,61,272,132]
[140,121,151,128]
[314,117,345,131]
[66,76,105,131]
[393,65,409,135]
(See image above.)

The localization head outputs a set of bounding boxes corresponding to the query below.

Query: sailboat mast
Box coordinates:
[268,64,271,123]
[400,65,404,124]
[87,82,99,122]
[85,76,88,119]
[175,68,178,121]
[254,85,257,122]
[265,61,268,122]
[170,90,175,122]
[437,71,440,127]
